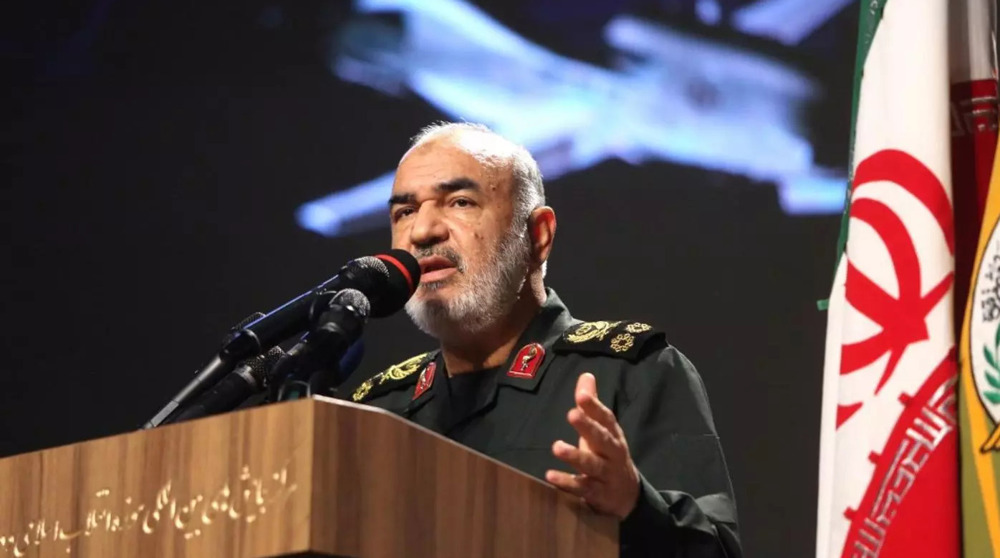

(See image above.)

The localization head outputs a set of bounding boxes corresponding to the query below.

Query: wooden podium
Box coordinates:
[0,397,618,557]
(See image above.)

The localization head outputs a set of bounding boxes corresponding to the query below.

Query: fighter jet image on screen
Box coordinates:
[298,0,849,237]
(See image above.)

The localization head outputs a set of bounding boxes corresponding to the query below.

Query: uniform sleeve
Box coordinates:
[615,345,741,558]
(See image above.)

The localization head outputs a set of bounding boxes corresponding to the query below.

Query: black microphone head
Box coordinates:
[344,249,420,318]
[330,288,371,318]
[242,346,286,384]
[260,345,285,368]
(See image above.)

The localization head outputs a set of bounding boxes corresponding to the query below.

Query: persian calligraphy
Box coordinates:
[0,464,297,556]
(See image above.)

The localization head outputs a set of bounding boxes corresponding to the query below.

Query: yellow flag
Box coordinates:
[959,138,1000,557]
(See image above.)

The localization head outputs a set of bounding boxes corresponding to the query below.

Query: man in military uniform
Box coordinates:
[341,122,740,557]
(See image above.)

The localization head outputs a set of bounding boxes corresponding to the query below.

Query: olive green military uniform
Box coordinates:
[341,290,740,558]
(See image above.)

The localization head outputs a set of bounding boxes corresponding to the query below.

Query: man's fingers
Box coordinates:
[577,390,620,434]
[575,372,598,399]
[558,372,639,520]
[567,408,621,459]
[552,440,606,478]
[574,372,621,435]
[544,469,590,498]
[546,468,618,517]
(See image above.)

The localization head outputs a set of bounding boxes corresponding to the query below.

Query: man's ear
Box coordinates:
[528,206,556,268]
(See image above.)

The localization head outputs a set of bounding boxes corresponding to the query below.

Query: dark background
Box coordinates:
[2,1,854,556]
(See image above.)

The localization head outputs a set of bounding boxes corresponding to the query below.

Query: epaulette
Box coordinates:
[552,320,664,362]
[352,352,434,403]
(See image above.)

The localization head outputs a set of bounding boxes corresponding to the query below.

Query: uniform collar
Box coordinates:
[403,288,575,421]
[496,287,574,391]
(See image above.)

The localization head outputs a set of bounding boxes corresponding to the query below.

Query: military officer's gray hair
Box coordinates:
[409,122,545,226]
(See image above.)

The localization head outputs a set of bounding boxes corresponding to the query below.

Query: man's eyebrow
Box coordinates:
[436,177,480,194]
[387,177,481,206]
[388,193,416,207]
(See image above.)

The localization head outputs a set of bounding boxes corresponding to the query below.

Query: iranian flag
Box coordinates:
[817,1,998,557]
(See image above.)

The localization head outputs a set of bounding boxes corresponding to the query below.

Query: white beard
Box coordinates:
[405,227,530,339]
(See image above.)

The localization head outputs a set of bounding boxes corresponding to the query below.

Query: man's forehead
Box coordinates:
[400,130,514,164]
[398,142,486,178]
[394,136,512,193]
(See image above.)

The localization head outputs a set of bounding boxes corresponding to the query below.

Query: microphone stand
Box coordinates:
[143,355,234,429]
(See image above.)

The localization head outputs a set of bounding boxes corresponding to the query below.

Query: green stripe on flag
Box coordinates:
[847,0,890,171]
[821,0,889,312]
[838,0,889,258]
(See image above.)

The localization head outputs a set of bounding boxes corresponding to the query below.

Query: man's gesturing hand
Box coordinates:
[545,372,640,520]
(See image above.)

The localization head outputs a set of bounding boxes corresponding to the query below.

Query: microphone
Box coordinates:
[142,250,418,430]
[168,346,285,423]
[307,339,366,398]
[219,249,419,363]
[271,289,371,401]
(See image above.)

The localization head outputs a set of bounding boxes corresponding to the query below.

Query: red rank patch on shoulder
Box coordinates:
[413,362,436,400]
[507,343,544,379]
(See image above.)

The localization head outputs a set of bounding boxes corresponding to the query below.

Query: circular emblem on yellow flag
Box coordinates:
[969,222,1000,451]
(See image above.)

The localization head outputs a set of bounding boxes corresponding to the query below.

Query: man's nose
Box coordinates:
[409,203,448,248]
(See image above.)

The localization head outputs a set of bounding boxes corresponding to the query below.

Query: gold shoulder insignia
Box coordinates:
[554,321,663,362]
[564,320,622,343]
[352,352,433,402]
